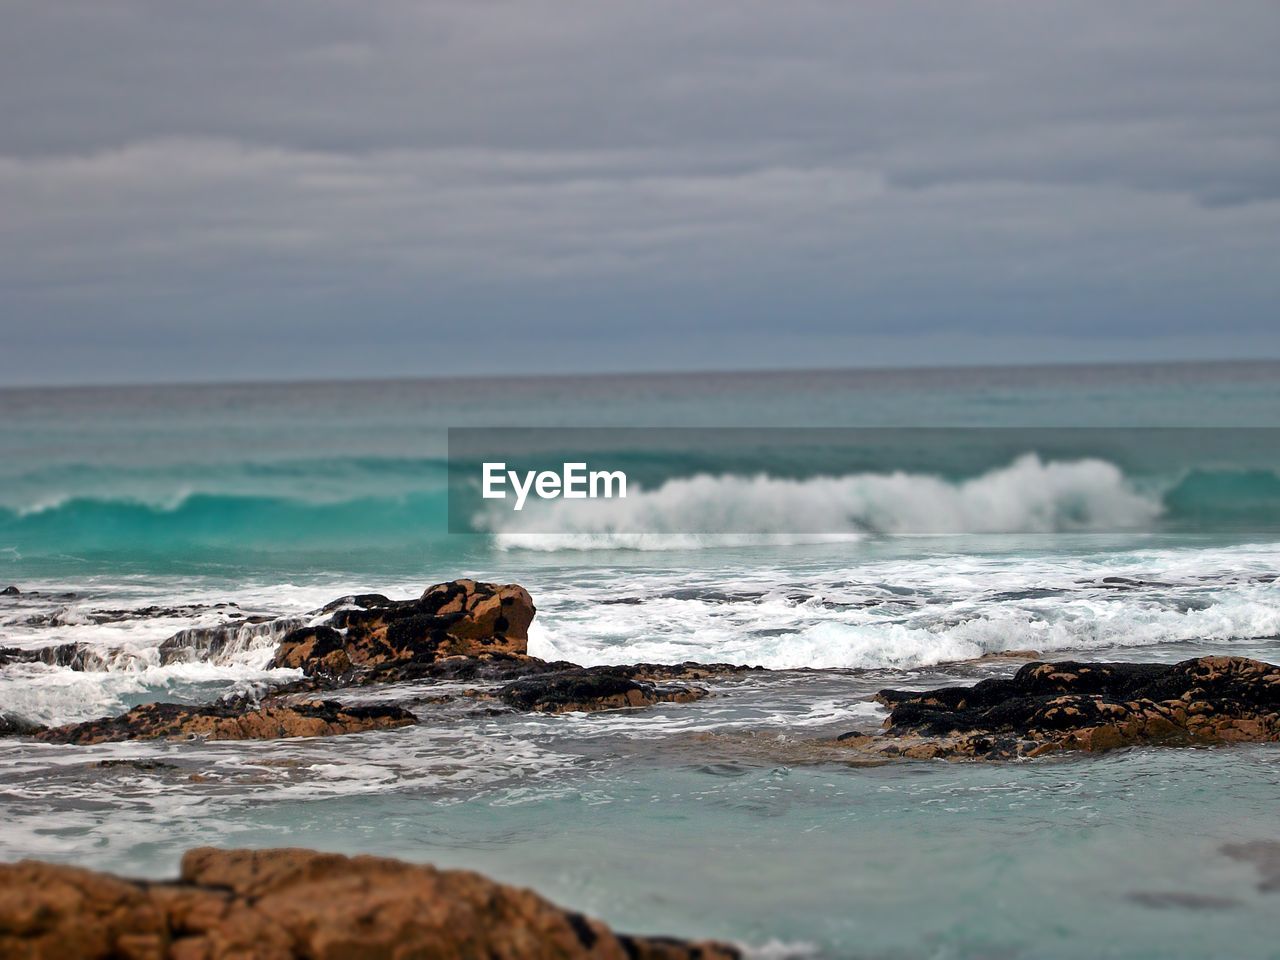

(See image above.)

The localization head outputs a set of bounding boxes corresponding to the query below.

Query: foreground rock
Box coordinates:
[835,655,1280,761]
[0,847,740,959]
[36,697,415,745]
[499,667,709,713]
[270,579,536,681]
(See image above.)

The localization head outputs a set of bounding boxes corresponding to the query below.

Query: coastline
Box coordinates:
[5,578,1280,956]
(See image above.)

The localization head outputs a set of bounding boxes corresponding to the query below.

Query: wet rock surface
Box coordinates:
[7,580,747,744]
[499,667,709,713]
[36,697,416,745]
[0,846,741,960]
[0,711,41,737]
[835,656,1280,761]
[270,579,536,680]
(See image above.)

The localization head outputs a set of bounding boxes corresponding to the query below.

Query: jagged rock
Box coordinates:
[499,667,708,713]
[36,697,416,745]
[834,656,1280,761]
[0,847,740,959]
[270,579,535,680]
[270,625,353,675]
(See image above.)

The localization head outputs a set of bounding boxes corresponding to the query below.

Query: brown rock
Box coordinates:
[35,698,416,745]
[0,847,740,959]
[270,580,536,680]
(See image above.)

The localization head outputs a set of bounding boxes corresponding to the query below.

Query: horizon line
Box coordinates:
[3,354,1279,394]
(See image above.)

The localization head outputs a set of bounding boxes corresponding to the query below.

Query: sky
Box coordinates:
[2,0,1278,385]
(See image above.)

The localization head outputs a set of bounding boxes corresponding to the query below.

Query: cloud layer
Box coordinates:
[2,1,1278,382]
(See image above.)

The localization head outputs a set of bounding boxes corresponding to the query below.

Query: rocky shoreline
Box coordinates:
[0,846,741,960]
[4,578,1280,956]
[1,579,754,741]
[3,578,1280,761]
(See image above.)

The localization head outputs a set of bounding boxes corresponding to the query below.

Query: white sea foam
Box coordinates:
[2,545,1277,726]
[527,544,1280,670]
[489,455,1163,550]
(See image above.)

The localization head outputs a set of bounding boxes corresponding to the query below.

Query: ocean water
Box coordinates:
[2,361,1280,959]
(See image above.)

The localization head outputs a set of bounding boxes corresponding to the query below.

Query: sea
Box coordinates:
[1,360,1279,959]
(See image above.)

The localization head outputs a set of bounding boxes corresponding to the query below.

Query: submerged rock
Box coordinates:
[0,711,42,737]
[0,846,741,959]
[0,642,121,671]
[835,656,1280,761]
[499,667,708,713]
[158,615,300,666]
[1221,840,1280,892]
[36,697,415,745]
[270,579,536,680]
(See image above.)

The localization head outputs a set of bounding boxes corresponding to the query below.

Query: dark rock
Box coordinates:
[96,759,179,771]
[36,697,416,745]
[158,617,299,666]
[319,592,397,613]
[835,656,1280,761]
[1,585,19,596]
[0,847,741,960]
[0,712,43,737]
[499,667,707,713]
[1221,840,1280,892]
[1126,891,1240,910]
[609,661,762,682]
[370,652,576,684]
[270,579,536,680]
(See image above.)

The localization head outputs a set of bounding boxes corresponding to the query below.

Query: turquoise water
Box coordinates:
[2,361,1279,958]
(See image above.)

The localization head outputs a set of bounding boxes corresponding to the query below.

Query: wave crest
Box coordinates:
[489,454,1163,550]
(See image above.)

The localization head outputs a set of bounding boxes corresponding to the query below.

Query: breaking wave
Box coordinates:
[489,455,1165,550]
[2,456,1277,562]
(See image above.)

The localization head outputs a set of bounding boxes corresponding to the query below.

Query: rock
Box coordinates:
[0,711,43,737]
[1,585,19,595]
[269,625,353,676]
[158,617,301,666]
[499,667,708,713]
[36,697,416,745]
[96,759,179,771]
[270,579,535,680]
[0,847,741,959]
[1221,840,1280,892]
[0,641,151,672]
[834,656,1280,761]
[612,661,761,682]
[1126,891,1241,910]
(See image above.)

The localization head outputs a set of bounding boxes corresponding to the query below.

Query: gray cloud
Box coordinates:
[1,1,1278,383]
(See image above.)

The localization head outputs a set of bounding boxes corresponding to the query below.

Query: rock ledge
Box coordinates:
[836,655,1280,761]
[0,847,740,959]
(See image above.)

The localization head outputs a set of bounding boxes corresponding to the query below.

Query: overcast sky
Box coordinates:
[2,1,1278,384]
